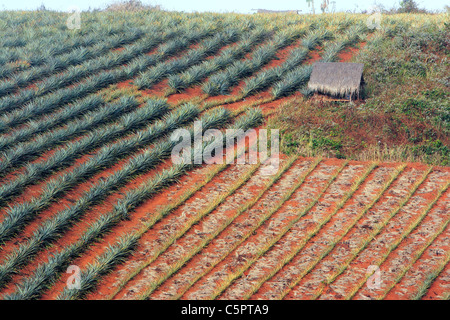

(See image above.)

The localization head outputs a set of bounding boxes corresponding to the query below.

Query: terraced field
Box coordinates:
[0,10,448,300]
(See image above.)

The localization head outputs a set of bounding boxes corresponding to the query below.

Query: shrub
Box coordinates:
[104,0,161,12]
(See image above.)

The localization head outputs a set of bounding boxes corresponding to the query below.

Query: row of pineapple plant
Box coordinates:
[0,27,175,114]
[2,108,261,300]
[167,27,270,93]
[134,26,248,89]
[202,24,309,96]
[0,98,168,209]
[0,29,144,98]
[241,27,334,97]
[0,97,138,177]
[271,23,369,98]
[0,24,217,134]
[0,105,235,294]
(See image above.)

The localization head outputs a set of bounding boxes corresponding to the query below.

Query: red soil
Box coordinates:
[384,220,449,300]
[148,155,286,300]
[189,158,346,300]
[166,86,207,105]
[39,157,178,299]
[338,42,367,62]
[242,161,371,300]
[422,260,450,300]
[82,163,217,300]
[316,168,450,300]
[277,164,427,300]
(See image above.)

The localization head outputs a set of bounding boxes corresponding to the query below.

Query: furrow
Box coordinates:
[281,165,428,300]
[355,183,450,300]
[174,157,318,300]
[145,155,295,300]
[251,163,394,300]
[387,219,449,300]
[182,158,344,300]
[318,169,450,300]
[103,159,258,299]
[421,260,450,300]
[222,162,369,299]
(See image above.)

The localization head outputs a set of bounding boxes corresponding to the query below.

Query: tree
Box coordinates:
[397,0,420,13]
[320,0,330,13]
[306,0,315,14]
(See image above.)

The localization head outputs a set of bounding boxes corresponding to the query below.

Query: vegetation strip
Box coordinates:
[248,162,382,300]
[0,28,172,114]
[0,103,203,245]
[133,162,262,300]
[245,163,370,299]
[271,24,368,98]
[241,28,333,97]
[0,97,137,177]
[285,165,412,299]
[104,118,271,300]
[134,28,244,89]
[202,25,308,96]
[421,262,450,300]
[320,170,449,300]
[0,25,216,134]
[0,95,104,153]
[88,161,230,299]
[163,158,341,300]
[282,164,403,300]
[398,222,450,300]
[219,160,353,299]
[168,28,269,92]
[0,26,134,79]
[348,176,449,300]
[0,30,144,99]
[368,182,450,300]
[147,156,298,300]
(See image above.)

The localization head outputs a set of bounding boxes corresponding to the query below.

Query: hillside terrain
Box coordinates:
[0,10,448,300]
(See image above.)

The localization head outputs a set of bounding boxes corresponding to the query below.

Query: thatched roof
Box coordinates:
[308,62,364,99]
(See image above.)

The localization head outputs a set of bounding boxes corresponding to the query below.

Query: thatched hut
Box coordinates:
[308,62,365,101]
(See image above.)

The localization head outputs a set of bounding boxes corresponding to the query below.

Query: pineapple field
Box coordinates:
[0,9,448,301]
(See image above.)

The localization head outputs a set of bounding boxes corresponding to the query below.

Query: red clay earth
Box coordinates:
[2,28,448,301]
[220,160,371,300]
[421,258,450,300]
[215,162,397,300]
[276,163,428,300]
